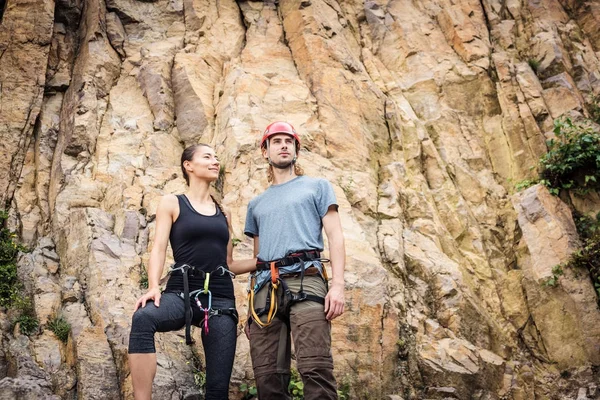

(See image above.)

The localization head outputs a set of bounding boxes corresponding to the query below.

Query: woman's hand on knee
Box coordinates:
[134,288,162,311]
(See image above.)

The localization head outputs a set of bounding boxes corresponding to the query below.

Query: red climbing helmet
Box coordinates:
[261,121,301,149]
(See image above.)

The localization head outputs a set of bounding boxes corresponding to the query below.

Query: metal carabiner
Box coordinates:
[194,290,212,335]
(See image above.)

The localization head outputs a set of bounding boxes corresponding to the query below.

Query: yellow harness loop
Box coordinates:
[248,276,279,328]
[204,272,210,294]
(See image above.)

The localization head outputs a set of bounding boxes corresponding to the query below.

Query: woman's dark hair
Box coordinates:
[181,143,212,185]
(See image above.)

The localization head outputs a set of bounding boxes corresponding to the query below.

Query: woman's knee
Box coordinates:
[131,307,158,332]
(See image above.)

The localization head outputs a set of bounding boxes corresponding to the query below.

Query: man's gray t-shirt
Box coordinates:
[244,175,338,290]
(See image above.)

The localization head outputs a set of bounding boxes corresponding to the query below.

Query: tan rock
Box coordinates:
[436,1,490,65]
[0,0,55,206]
[75,326,120,399]
[513,184,600,367]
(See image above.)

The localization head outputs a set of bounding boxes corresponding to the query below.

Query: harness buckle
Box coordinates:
[291,291,307,302]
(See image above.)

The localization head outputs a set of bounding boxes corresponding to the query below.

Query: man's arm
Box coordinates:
[322,205,345,320]
[253,236,259,258]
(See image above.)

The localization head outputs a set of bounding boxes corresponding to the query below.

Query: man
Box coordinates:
[244,121,346,400]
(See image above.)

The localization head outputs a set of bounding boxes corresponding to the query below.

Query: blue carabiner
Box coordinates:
[194,290,212,311]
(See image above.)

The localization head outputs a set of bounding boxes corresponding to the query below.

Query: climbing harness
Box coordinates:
[247,250,330,328]
[166,263,238,345]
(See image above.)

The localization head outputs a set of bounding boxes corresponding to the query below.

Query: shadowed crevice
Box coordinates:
[0,0,7,23]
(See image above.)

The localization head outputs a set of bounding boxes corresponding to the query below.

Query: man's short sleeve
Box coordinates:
[317,179,338,217]
[244,202,258,238]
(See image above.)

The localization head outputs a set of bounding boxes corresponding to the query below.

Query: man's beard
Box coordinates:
[271,159,294,169]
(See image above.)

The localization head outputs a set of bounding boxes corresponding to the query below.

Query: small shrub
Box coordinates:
[0,263,18,308]
[288,369,304,399]
[588,94,600,125]
[569,212,600,300]
[540,118,600,195]
[193,369,206,389]
[542,265,564,287]
[337,376,352,400]
[189,351,206,393]
[14,314,39,336]
[139,268,148,290]
[231,238,241,247]
[240,382,258,400]
[47,315,71,343]
[0,210,20,308]
[528,58,540,73]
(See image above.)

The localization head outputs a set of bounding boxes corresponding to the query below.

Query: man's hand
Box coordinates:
[134,287,162,311]
[324,281,345,320]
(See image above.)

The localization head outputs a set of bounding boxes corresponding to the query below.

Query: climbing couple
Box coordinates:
[127,121,346,400]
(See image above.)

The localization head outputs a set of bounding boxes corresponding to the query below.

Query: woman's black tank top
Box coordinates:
[164,195,234,299]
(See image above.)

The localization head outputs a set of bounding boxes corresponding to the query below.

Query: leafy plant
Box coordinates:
[542,265,564,287]
[288,369,304,399]
[14,314,39,335]
[515,179,538,192]
[588,94,600,125]
[139,267,148,290]
[240,382,258,400]
[48,315,71,343]
[569,212,600,300]
[539,118,600,195]
[231,238,241,247]
[0,210,20,308]
[193,369,206,389]
[337,376,352,400]
[189,351,206,393]
[11,296,39,336]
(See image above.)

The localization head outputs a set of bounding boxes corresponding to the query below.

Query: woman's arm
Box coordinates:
[133,194,177,311]
[225,210,257,275]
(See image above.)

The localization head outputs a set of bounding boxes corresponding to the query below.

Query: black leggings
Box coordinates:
[128,292,237,400]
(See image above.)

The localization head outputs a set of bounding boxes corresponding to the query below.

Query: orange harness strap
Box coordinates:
[270,261,279,284]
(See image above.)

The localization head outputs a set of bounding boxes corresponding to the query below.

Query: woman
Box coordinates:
[128,144,255,400]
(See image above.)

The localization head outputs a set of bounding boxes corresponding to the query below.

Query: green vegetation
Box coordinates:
[0,209,39,336]
[189,351,206,393]
[47,315,71,343]
[539,117,600,195]
[570,211,600,298]
[14,313,39,335]
[0,210,20,308]
[231,238,241,247]
[528,58,540,74]
[337,375,352,400]
[542,265,564,287]
[588,94,600,125]
[289,369,304,399]
[193,369,206,389]
[514,116,600,302]
[239,370,353,399]
[240,382,258,399]
[139,267,148,290]
[514,179,538,192]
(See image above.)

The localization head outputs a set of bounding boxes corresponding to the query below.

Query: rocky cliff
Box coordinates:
[1,0,599,399]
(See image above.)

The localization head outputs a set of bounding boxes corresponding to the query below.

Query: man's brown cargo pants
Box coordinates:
[248,275,338,400]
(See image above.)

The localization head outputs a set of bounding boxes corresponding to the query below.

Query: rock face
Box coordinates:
[1,0,600,399]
